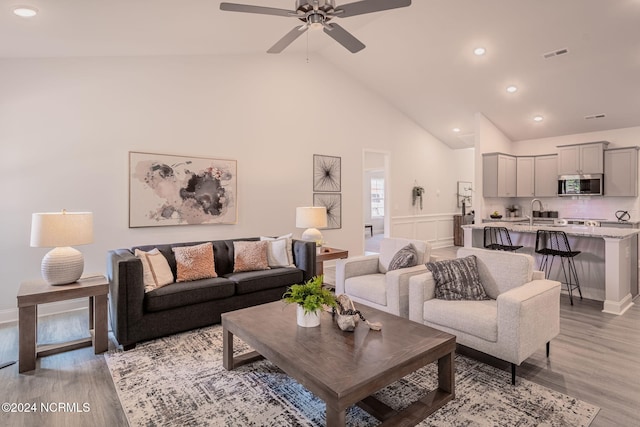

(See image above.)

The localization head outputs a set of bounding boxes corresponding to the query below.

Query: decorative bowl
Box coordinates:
[490,214,503,219]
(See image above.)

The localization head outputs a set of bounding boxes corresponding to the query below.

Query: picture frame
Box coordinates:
[313,154,341,192]
[129,151,237,227]
[313,193,342,229]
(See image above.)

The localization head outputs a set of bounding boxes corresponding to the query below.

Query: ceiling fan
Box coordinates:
[220,0,412,54]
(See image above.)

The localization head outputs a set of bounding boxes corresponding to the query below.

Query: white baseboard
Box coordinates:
[0,299,88,325]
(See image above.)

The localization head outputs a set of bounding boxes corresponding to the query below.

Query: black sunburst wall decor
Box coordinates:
[313,193,342,229]
[313,155,341,192]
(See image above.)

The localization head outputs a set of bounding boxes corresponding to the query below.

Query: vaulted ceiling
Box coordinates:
[2,0,639,148]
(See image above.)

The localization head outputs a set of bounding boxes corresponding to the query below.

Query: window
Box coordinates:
[371,177,384,217]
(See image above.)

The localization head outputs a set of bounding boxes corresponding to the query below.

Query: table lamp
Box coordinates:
[30,210,94,285]
[296,206,327,245]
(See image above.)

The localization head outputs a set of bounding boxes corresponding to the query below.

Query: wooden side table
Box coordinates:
[316,247,349,276]
[17,275,109,373]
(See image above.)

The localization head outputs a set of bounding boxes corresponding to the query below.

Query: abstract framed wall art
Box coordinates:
[129,152,237,227]
[313,193,342,229]
[313,154,341,192]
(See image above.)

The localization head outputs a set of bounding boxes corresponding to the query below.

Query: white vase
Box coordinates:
[296,305,320,327]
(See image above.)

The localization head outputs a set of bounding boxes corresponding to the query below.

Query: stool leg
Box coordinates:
[568,256,582,300]
[558,256,574,305]
[539,254,549,277]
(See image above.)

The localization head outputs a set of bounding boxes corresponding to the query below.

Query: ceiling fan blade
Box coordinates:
[267,25,309,54]
[335,0,411,18]
[323,23,365,53]
[220,2,297,17]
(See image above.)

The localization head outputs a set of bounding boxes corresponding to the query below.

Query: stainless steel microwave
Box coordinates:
[558,174,603,196]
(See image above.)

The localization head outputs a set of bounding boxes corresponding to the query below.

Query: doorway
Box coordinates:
[363,150,390,254]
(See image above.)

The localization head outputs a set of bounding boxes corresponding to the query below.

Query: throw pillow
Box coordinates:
[260,233,294,267]
[261,237,291,268]
[134,248,174,292]
[426,255,489,301]
[172,242,217,282]
[387,243,419,271]
[233,241,270,272]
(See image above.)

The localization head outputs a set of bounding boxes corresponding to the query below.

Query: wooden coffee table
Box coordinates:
[222,301,455,426]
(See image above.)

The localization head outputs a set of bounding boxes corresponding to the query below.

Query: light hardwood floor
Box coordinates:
[1,257,638,426]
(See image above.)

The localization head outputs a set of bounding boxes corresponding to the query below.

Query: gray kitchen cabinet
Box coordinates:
[534,154,558,197]
[604,146,639,197]
[483,153,516,197]
[516,157,535,197]
[557,141,608,175]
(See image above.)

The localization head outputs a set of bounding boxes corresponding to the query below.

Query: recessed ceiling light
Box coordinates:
[533,115,544,122]
[473,47,486,56]
[506,85,518,93]
[453,128,461,133]
[13,6,38,17]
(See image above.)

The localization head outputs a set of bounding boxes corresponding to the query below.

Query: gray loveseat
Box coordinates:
[107,237,316,349]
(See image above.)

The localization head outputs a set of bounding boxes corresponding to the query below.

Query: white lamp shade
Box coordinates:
[30,211,94,248]
[295,207,327,228]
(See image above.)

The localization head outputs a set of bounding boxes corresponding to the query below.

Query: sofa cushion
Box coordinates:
[228,267,303,295]
[172,242,217,282]
[427,256,489,301]
[233,241,270,272]
[423,299,498,342]
[345,274,387,307]
[134,248,174,292]
[144,277,235,312]
[388,244,419,271]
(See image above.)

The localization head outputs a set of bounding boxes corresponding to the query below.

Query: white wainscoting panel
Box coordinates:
[390,213,455,248]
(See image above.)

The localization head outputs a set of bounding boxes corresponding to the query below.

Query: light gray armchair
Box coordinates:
[409,247,561,384]
[335,237,432,318]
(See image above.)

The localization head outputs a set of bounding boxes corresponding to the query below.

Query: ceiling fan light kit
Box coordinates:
[220,0,411,54]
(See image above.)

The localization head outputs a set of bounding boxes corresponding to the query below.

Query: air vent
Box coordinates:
[585,113,606,120]
[543,48,569,59]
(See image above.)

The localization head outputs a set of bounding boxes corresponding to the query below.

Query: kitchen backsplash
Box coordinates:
[485,196,638,221]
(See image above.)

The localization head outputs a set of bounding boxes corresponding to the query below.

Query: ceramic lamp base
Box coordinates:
[301,228,323,246]
[41,246,84,285]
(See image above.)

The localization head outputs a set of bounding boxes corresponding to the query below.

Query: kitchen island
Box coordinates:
[462,222,638,315]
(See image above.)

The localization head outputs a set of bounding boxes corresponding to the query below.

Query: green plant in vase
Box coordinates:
[283,275,336,327]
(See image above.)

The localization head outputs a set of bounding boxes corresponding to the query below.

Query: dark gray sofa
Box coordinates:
[107,237,316,349]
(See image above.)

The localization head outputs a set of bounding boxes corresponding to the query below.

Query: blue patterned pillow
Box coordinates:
[426,255,489,300]
[388,244,419,271]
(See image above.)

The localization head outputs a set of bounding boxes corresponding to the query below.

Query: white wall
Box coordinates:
[0,54,472,318]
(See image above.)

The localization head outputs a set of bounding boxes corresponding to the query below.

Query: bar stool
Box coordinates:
[535,229,582,305]
[483,226,523,252]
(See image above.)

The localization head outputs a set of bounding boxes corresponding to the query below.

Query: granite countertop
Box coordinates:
[465,221,640,239]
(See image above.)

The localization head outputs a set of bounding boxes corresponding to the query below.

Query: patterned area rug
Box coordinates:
[105,325,599,426]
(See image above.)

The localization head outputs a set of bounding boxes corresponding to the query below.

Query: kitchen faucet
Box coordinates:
[530,199,543,226]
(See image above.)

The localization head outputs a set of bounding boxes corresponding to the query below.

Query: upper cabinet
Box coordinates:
[557,141,608,175]
[534,154,558,197]
[516,157,535,197]
[483,153,516,197]
[604,147,639,197]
